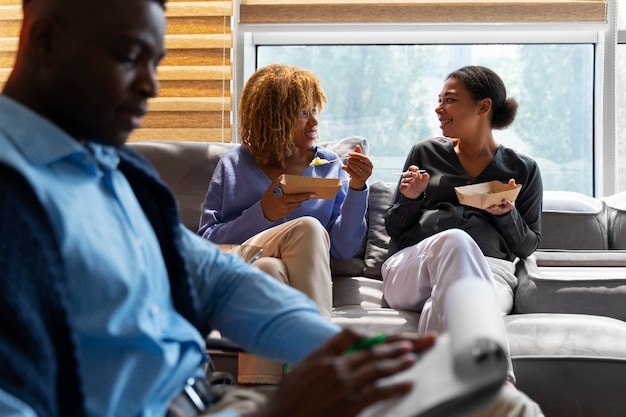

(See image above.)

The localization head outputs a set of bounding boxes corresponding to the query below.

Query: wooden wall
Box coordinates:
[0,0,233,143]
[240,0,607,24]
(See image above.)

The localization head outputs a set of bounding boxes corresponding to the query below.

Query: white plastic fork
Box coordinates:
[393,170,427,175]
[310,156,350,166]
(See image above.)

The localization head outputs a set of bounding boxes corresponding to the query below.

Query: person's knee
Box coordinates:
[252,257,288,285]
[290,216,330,248]
[477,383,544,417]
[432,229,478,253]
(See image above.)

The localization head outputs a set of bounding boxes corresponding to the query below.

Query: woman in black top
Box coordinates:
[383,65,542,330]
[382,68,544,416]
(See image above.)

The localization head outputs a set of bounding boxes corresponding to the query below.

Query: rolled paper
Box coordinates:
[446,278,508,383]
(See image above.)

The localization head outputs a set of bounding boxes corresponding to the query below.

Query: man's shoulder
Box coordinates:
[0,162,40,207]
[0,162,60,271]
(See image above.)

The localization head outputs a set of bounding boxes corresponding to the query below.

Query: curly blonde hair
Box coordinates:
[239,64,327,164]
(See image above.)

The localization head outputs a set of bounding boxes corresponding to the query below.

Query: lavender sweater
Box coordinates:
[198,146,368,260]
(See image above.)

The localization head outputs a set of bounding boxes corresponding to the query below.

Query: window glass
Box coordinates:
[258,44,594,193]
[616,44,626,193]
[617,0,626,193]
[619,0,626,30]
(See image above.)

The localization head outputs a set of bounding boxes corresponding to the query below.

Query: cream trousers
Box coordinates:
[237,217,332,384]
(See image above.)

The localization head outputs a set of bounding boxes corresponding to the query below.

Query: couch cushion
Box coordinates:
[333,276,385,308]
[363,181,395,279]
[513,255,626,321]
[330,257,366,279]
[602,191,626,249]
[128,141,237,231]
[540,191,607,250]
[505,313,626,417]
[331,305,420,334]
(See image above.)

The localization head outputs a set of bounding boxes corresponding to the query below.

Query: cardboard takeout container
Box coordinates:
[280,174,341,200]
[454,180,522,209]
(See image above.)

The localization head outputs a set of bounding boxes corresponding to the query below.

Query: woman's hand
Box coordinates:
[260,175,315,221]
[484,179,517,216]
[399,165,430,200]
[247,329,436,417]
[344,144,373,190]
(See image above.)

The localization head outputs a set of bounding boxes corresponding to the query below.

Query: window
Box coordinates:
[255,42,595,193]
[616,0,626,193]
[235,0,613,196]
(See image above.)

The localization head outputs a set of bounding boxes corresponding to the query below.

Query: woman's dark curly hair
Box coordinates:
[239,64,327,164]
[446,65,518,130]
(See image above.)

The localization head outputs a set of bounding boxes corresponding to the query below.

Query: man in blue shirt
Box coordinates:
[0,0,435,416]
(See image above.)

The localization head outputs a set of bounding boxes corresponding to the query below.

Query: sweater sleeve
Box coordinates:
[197,150,275,243]
[384,144,425,240]
[327,181,369,260]
[492,159,543,258]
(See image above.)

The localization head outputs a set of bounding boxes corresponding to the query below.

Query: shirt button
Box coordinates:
[151,305,160,315]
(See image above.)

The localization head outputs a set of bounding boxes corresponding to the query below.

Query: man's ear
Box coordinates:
[27,17,58,66]
[478,98,492,115]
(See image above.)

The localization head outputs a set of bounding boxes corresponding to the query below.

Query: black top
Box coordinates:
[385,137,543,262]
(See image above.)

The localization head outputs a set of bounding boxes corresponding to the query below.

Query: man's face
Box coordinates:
[47,0,166,146]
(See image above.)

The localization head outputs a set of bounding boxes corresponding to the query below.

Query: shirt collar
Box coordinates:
[0,95,119,173]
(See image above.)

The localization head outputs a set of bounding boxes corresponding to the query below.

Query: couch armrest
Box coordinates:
[514,255,626,321]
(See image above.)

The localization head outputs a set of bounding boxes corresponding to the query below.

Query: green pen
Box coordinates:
[344,333,387,355]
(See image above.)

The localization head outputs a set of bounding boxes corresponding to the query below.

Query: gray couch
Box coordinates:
[128,138,626,417]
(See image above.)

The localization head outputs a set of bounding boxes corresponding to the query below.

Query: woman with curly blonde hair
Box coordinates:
[239,63,328,165]
[198,64,373,385]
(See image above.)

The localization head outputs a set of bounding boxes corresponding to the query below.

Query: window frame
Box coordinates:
[616,0,626,192]
[234,6,616,196]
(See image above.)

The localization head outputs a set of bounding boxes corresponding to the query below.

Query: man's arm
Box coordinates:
[180,229,341,364]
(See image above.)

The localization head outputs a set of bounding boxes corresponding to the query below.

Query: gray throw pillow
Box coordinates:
[363,181,396,279]
[318,135,369,157]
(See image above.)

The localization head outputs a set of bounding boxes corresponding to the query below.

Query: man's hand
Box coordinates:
[248,328,436,417]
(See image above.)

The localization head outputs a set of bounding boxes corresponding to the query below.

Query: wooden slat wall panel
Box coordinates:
[0,2,20,78]
[140,0,233,142]
[240,0,607,24]
[130,127,232,141]
[0,0,233,143]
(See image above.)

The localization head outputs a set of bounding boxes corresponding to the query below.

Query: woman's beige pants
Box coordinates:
[236,217,332,384]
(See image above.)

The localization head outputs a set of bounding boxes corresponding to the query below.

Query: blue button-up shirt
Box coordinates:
[0,95,340,417]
